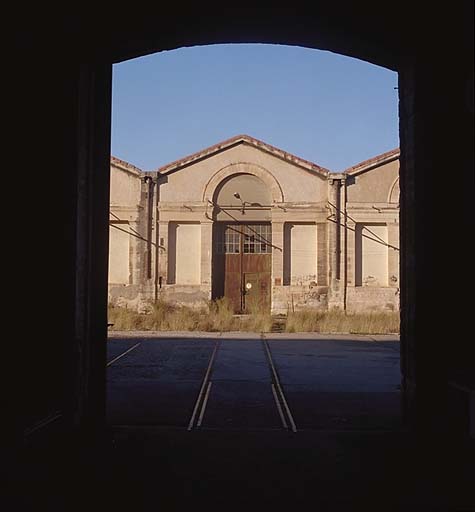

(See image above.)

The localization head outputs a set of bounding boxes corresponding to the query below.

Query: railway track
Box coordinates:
[186,335,297,432]
[106,335,401,432]
[107,342,141,367]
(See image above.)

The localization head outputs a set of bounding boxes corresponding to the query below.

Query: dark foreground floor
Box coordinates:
[16,335,474,511]
[18,426,475,512]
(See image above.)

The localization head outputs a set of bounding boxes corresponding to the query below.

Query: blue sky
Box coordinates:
[112,44,398,172]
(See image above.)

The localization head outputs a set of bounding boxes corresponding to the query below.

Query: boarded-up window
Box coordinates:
[108,224,130,284]
[168,223,201,284]
[355,224,388,286]
[283,223,317,285]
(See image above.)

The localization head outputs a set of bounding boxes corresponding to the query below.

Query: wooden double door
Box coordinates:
[212,223,272,313]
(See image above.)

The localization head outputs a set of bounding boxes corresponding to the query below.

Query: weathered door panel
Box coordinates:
[224,254,242,312]
[212,223,271,313]
[243,272,258,312]
[243,256,271,311]
[242,254,271,273]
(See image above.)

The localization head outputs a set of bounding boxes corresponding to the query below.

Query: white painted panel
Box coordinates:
[176,223,201,284]
[108,225,130,284]
[361,224,388,286]
[291,224,317,285]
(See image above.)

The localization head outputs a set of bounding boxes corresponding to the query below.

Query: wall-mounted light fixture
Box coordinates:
[234,192,246,214]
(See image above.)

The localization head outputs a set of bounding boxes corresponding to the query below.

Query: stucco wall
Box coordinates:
[159,144,327,204]
[272,285,328,314]
[110,164,142,207]
[346,287,399,313]
[346,159,399,203]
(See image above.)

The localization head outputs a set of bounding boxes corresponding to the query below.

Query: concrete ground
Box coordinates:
[106,332,402,431]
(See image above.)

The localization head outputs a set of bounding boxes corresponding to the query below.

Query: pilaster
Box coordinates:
[157,220,169,284]
[271,221,284,286]
[201,221,213,288]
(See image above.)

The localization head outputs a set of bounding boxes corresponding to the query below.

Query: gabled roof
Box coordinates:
[110,155,144,177]
[156,134,331,177]
[344,148,400,176]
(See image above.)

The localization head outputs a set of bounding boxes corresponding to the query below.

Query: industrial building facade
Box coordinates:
[109,135,400,313]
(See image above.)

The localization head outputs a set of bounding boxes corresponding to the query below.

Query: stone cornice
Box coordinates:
[346,202,399,211]
[110,204,143,212]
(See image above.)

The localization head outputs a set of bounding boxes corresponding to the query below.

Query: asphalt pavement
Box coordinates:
[107,333,401,430]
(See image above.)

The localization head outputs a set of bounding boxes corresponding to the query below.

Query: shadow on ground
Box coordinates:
[18,427,475,512]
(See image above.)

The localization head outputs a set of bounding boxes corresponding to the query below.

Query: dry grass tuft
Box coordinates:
[239,298,273,332]
[285,309,399,334]
[108,298,240,332]
[201,297,238,332]
[108,301,399,334]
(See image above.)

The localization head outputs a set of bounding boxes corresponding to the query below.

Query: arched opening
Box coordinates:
[105,44,406,454]
[19,9,474,512]
[211,173,273,312]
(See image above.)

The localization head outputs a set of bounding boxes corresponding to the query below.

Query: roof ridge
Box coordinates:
[110,155,144,174]
[344,148,400,174]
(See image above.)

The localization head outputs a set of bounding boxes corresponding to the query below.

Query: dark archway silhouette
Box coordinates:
[17,6,473,511]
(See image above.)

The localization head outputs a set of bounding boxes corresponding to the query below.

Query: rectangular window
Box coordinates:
[243,224,272,254]
[216,224,272,254]
[216,225,241,253]
[225,226,241,253]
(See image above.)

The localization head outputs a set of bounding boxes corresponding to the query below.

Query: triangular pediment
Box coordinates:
[156,134,330,178]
